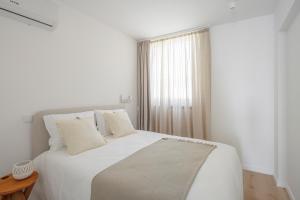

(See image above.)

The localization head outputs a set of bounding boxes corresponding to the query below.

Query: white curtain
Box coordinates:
[148,30,211,139]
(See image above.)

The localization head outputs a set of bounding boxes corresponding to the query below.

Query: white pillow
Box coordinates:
[94,109,124,136]
[103,111,136,137]
[43,111,95,151]
[56,117,106,155]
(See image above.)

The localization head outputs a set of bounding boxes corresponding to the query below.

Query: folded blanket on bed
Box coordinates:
[91,138,216,200]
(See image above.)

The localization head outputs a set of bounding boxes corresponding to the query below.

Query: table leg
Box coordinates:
[11,192,25,200]
[1,195,12,200]
[24,184,35,200]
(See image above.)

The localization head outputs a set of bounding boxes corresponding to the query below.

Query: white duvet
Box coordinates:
[32,131,243,200]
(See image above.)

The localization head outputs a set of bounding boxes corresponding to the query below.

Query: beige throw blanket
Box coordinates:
[91,138,216,200]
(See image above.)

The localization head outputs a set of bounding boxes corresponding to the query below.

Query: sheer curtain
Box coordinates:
[138,30,211,139]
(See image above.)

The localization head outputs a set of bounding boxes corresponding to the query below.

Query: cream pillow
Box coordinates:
[56,117,106,155]
[43,111,95,151]
[94,109,124,136]
[103,111,135,137]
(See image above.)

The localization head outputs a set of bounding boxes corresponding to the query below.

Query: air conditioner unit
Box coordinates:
[0,0,58,30]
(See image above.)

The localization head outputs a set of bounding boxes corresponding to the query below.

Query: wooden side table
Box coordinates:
[0,171,38,200]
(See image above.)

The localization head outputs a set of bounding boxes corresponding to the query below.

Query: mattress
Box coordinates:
[31,130,243,200]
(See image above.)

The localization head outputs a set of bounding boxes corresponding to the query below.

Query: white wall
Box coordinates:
[275,0,300,31]
[210,15,275,174]
[274,2,300,199]
[275,0,295,30]
[0,2,137,176]
[274,32,288,187]
[274,0,297,184]
[286,11,300,200]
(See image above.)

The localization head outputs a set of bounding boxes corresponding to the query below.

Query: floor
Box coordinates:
[244,170,290,200]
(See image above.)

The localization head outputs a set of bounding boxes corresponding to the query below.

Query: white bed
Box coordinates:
[32,130,243,200]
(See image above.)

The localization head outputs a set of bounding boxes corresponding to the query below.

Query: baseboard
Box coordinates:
[274,175,287,188]
[286,185,296,200]
[276,180,287,188]
[274,175,296,200]
[243,163,273,175]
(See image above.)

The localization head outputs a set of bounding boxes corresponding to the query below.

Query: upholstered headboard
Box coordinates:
[31,104,125,158]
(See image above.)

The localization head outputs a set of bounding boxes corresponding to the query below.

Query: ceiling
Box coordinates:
[61,0,277,40]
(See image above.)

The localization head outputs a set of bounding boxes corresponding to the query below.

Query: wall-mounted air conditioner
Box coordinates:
[0,0,58,30]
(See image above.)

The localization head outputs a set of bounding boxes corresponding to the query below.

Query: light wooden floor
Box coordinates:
[244,170,290,200]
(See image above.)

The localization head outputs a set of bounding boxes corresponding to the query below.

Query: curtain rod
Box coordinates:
[138,26,209,42]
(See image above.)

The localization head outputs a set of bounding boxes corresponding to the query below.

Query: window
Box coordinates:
[149,35,193,107]
[137,30,210,137]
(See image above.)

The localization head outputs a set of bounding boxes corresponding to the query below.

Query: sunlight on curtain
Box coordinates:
[148,30,211,139]
[150,36,193,107]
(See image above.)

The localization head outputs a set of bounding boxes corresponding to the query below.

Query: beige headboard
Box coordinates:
[31,104,125,158]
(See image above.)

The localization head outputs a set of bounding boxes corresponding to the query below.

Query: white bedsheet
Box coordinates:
[32,131,243,200]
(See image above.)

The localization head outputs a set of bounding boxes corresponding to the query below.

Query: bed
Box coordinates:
[30,105,243,200]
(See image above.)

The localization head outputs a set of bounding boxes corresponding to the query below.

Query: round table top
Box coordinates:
[0,171,38,195]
